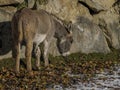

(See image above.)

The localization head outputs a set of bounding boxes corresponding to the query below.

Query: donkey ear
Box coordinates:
[66,21,73,37]
[65,21,73,33]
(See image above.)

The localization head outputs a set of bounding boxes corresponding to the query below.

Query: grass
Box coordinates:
[49,48,120,64]
[0,49,120,70]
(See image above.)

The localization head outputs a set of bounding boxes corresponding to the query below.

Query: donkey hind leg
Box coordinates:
[13,42,21,73]
[25,41,33,73]
[35,46,41,70]
[43,40,49,66]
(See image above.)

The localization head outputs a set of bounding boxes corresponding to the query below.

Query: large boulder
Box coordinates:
[93,2,120,49]
[0,20,12,60]
[49,16,111,56]
[70,17,110,54]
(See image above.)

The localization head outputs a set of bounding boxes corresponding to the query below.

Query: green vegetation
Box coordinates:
[0,49,120,89]
[17,0,48,10]
[17,1,27,10]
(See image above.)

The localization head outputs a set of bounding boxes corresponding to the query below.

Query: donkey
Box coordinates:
[11,8,73,74]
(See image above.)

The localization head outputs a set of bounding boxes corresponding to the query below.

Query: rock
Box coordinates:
[78,0,117,12]
[0,6,17,22]
[70,17,110,54]
[0,0,120,59]
[0,0,24,6]
[0,21,12,60]
[38,0,93,21]
[0,6,17,60]
[48,16,111,56]
[28,0,35,8]
[93,4,120,49]
[37,0,110,54]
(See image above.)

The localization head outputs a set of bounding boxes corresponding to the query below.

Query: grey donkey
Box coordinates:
[11,8,73,74]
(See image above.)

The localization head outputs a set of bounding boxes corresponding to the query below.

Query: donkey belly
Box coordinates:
[33,34,46,45]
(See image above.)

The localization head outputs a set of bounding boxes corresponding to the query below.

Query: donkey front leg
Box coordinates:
[25,41,33,73]
[43,40,49,66]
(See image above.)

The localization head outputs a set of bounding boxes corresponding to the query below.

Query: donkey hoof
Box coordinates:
[15,71,20,77]
[33,66,41,71]
[37,66,41,70]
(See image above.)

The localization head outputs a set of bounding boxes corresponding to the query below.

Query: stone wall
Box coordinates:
[0,0,120,59]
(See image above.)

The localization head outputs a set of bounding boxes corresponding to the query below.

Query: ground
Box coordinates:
[0,49,120,89]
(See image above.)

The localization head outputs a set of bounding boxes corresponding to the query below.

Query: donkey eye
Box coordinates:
[71,40,73,43]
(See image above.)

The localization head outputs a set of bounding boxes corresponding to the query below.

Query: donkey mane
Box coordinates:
[50,13,66,27]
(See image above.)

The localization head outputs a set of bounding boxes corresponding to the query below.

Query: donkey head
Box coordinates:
[55,21,73,56]
[58,30,73,56]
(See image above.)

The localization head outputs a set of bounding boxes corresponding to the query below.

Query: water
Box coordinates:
[48,64,120,90]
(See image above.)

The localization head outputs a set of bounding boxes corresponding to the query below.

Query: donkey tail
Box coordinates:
[11,13,23,42]
[17,20,23,42]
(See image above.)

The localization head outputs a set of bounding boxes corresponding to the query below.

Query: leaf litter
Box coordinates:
[0,50,120,89]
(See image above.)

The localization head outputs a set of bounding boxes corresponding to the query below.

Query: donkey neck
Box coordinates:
[53,18,68,40]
